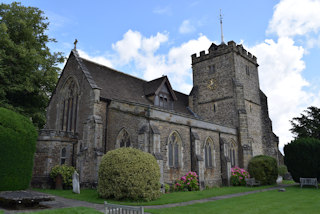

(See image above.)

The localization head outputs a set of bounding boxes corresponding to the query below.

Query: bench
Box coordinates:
[245,178,261,187]
[105,201,144,214]
[300,178,318,189]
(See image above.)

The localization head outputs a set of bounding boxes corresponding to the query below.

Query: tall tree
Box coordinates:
[0,2,64,128]
[290,106,320,139]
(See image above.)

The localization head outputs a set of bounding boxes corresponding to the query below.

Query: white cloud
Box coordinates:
[249,37,316,153]
[111,30,142,64]
[179,20,196,34]
[77,49,113,68]
[268,0,320,39]
[110,30,211,93]
[153,6,171,15]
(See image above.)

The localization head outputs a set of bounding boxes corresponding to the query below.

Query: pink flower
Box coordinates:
[187,182,190,185]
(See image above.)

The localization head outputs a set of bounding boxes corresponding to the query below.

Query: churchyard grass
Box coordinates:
[34,185,274,206]
[146,185,320,214]
[22,207,102,214]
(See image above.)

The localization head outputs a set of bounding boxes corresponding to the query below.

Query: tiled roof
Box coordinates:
[80,58,192,116]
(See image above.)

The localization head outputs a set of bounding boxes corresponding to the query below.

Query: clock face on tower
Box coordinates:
[207,78,216,90]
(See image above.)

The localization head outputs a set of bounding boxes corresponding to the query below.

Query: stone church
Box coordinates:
[32,40,281,188]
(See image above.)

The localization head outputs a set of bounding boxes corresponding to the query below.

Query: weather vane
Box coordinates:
[220,9,224,44]
[74,39,78,50]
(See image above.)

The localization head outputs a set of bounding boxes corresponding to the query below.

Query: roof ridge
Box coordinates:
[80,56,148,83]
[72,49,101,89]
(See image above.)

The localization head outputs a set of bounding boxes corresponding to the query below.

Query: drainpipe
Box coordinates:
[101,98,111,154]
[189,126,194,172]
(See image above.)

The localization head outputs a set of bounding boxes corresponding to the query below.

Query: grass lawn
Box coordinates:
[146,185,320,214]
[21,207,102,214]
[34,185,274,206]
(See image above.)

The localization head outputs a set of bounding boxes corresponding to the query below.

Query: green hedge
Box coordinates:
[0,107,37,190]
[98,147,161,201]
[248,155,278,185]
[284,138,320,182]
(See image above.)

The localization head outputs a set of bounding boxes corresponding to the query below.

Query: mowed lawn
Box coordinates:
[34,185,274,206]
[146,186,320,214]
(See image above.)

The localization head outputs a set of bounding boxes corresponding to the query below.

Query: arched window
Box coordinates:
[229,141,237,167]
[60,77,79,133]
[205,137,215,168]
[168,131,182,168]
[61,148,66,165]
[116,128,131,148]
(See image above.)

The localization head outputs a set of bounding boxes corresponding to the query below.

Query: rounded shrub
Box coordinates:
[248,155,278,185]
[98,147,161,201]
[278,165,288,177]
[50,165,76,189]
[284,138,320,182]
[0,107,37,191]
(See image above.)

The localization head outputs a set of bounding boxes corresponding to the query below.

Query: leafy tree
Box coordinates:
[284,138,320,182]
[290,106,320,140]
[0,2,64,128]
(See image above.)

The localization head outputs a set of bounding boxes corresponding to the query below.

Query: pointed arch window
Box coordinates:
[60,78,79,133]
[116,128,131,148]
[61,147,66,165]
[205,138,215,168]
[230,141,237,167]
[168,131,182,168]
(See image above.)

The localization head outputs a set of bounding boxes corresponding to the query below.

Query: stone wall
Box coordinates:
[31,130,77,188]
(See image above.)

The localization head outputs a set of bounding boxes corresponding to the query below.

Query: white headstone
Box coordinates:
[276,175,283,184]
[72,171,80,194]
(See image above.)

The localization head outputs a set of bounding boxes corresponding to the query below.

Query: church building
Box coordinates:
[32,40,281,188]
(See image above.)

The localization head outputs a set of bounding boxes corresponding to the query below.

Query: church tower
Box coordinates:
[189,41,264,168]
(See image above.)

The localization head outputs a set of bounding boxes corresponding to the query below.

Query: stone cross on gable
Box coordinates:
[74,39,78,50]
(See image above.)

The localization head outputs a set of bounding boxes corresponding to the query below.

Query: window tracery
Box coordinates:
[168,131,182,168]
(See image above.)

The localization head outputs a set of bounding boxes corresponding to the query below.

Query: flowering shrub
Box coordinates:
[174,171,199,191]
[230,166,250,186]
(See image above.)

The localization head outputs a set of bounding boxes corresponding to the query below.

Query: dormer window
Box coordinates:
[158,93,172,109]
[144,76,177,110]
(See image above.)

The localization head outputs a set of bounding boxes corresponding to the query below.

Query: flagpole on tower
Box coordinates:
[220,9,225,44]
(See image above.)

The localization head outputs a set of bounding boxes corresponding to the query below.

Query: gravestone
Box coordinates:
[55,174,63,190]
[276,176,283,184]
[72,171,80,194]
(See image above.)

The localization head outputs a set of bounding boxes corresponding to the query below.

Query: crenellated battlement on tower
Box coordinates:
[191,41,257,65]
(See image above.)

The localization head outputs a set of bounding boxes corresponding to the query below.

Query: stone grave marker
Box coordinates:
[72,171,80,194]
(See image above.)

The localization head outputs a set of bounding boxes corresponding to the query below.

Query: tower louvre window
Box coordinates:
[208,64,216,74]
[246,65,250,76]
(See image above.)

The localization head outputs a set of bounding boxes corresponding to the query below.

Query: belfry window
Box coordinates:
[168,131,182,168]
[246,65,250,76]
[209,64,216,74]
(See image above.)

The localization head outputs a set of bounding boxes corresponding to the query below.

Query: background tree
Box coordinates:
[290,106,320,140]
[0,2,64,128]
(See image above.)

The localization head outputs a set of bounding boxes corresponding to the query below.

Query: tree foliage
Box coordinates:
[290,106,320,140]
[0,2,64,128]
[284,138,320,182]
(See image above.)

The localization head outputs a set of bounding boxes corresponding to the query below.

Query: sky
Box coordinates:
[3,0,320,154]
